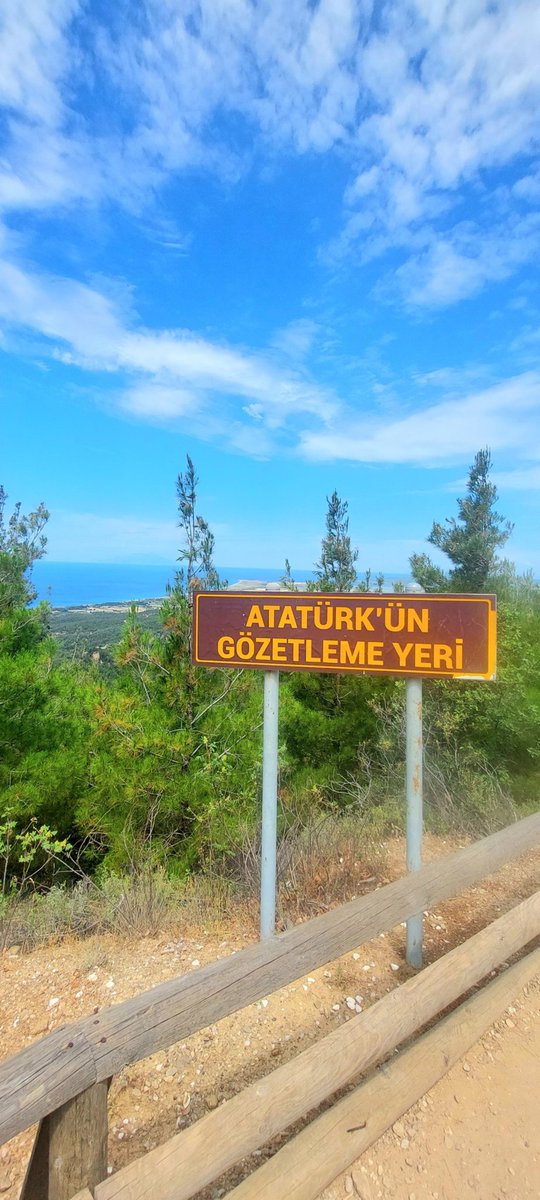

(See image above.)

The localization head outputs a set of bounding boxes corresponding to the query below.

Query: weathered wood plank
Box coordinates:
[227,947,540,1200]
[20,1082,108,1200]
[95,891,540,1200]
[48,1082,109,1200]
[20,1120,50,1200]
[1,1028,96,1146]
[1,811,538,1145]
[84,811,540,1079]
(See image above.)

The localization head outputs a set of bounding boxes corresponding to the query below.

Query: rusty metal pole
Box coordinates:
[406,677,423,967]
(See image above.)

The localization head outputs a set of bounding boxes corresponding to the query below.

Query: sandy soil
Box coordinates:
[320,980,539,1200]
[0,836,538,1200]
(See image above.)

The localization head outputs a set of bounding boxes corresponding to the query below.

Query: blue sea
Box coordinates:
[32,562,300,609]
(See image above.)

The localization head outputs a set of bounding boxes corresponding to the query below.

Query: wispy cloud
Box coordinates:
[299,373,540,465]
[1,1,539,308]
[0,253,338,450]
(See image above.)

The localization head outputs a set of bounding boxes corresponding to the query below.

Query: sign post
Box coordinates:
[260,670,279,939]
[193,592,496,942]
[405,677,423,967]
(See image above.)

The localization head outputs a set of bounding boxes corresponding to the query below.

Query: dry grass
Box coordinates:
[0,810,389,951]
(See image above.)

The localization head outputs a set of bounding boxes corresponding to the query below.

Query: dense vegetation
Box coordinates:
[1,453,539,914]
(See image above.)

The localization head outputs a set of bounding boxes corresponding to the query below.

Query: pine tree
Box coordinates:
[0,486,49,614]
[313,491,358,591]
[175,456,223,595]
[410,449,513,593]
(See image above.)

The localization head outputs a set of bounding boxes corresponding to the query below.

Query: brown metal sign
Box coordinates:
[193,592,497,680]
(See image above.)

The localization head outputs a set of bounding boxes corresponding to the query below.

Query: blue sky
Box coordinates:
[1,0,540,576]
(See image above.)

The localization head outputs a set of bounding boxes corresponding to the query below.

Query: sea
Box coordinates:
[32,561,414,609]
[31,562,300,609]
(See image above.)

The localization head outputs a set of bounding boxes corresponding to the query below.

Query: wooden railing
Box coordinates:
[1,810,539,1200]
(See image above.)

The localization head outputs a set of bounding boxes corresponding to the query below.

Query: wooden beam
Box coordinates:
[20,1082,108,1200]
[227,947,540,1200]
[0,1026,96,1147]
[1,811,539,1145]
[95,891,540,1200]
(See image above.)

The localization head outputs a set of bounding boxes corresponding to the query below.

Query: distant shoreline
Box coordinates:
[51,597,165,615]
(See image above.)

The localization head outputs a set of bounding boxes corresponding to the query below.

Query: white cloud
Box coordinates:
[0,252,338,447]
[1,1,539,308]
[299,373,540,465]
[492,466,540,490]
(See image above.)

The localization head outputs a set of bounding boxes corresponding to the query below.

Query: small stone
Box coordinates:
[0,1173,11,1193]
[393,1121,406,1138]
[390,963,400,972]
[48,998,60,1009]
[401,1138,410,1149]
[505,1018,515,1028]
[191,959,200,968]
[346,997,356,1011]
[332,1003,340,1012]
[462,1061,471,1073]
[344,1176,354,1195]
[31,1023,48,1037]
[206,1093,219,1110]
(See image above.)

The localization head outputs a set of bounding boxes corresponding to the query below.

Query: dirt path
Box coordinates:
[0,837,538,1199]
[320,978,539,1200]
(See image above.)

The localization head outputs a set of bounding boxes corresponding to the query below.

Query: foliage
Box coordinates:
[312,490,358,591]
[0,461,538,898]
[411,449,513,592]
[0,486,49,614]
[175,455,225,596]
[0,812,72,897]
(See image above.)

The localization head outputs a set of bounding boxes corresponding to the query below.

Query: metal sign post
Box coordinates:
[260,670,280,939]
[192,591,496,945]
[405,678,423,967]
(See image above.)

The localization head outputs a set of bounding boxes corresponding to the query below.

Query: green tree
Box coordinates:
[283,490,393,790]
[313,491,358,591]
[175,455,223,595]
[0,487,49,615]
[84,460,260,870]
[410,449,513,593]
[0,489,93,862]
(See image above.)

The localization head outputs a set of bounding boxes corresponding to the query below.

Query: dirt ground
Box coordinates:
[0,835,538,1200]
[320,980,539,1200]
